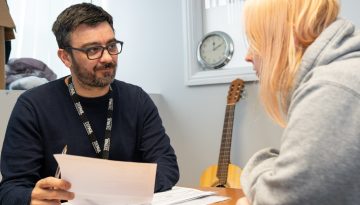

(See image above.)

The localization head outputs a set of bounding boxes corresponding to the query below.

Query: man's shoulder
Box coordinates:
[20,77,66,101]
[111,80,153,106]
[111,79,145,94]
[112,79,139,88]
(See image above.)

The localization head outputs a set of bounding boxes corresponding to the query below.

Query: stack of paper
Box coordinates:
[55,155,229,205]
[152,186,229,205]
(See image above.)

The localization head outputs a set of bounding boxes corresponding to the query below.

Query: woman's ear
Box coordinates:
[57,49,72,68]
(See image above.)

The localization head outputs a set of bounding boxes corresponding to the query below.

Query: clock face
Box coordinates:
[197,31,234,69]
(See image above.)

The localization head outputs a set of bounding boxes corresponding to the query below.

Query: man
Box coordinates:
[0,3,179,205]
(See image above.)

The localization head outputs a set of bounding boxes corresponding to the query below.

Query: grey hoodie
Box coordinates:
[241,18,360,205]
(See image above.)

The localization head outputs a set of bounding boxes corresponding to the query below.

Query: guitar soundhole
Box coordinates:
[216,184,226,188]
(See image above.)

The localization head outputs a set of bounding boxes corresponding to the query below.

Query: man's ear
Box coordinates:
[57,49,72,68]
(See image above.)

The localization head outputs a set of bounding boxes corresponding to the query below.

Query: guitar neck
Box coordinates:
[216,104,236,184]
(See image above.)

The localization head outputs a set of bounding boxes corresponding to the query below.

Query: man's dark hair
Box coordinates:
[52,3,114,49]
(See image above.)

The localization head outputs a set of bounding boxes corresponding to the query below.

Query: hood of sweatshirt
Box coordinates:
[290,18,360,107]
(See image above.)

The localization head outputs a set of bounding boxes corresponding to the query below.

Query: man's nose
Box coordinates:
[99,49,114,62]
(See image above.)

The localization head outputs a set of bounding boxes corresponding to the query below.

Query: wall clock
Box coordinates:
[197,31,234,69]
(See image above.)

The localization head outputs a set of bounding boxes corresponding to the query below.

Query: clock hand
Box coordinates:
[213,42,224,51]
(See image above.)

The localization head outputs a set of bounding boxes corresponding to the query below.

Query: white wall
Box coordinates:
[340,0,360,26]
[101,0,360,186]
[3,0,360,187]
[0,91,23,154]
[101,0,282,186]
[7,0,89,78]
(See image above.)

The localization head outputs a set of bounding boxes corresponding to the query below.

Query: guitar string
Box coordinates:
[218,104,235,181]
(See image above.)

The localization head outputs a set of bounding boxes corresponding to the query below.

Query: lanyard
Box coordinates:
[67,77,113,159]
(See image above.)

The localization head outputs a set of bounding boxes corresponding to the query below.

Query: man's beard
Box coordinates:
[71,58,117,88]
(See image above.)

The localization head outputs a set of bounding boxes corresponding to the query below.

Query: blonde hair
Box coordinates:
[244,0,339,127]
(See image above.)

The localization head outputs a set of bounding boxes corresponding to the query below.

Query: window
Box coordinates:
[183,0,256,86]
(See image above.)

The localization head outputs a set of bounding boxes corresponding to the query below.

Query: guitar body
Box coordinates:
[200,164,242,188]
[199,79,245,189]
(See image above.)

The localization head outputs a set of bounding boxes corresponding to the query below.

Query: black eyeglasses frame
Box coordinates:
[65,40,124,60]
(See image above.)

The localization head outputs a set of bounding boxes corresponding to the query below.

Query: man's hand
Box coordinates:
[31,177,75,205]
[237,197,251,205]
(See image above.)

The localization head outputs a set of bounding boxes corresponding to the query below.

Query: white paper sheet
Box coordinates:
[152,186,230,205]
[174,195,230,205]
[54,154,157,205]
[62,186,230,205]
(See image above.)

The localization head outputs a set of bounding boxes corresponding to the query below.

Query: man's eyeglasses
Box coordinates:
[66,40,124,60]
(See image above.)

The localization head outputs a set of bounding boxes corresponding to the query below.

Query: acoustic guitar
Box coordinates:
[200,78,245,188]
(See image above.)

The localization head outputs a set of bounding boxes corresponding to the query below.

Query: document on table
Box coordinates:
[62,186,229,205]
[152,186,229,205]
[54,154,157,205]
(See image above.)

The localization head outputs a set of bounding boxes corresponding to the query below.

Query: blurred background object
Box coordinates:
[5,58,57,90]
[0,0,16,89]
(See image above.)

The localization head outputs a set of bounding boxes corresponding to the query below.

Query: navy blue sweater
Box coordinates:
[0,77,179,205]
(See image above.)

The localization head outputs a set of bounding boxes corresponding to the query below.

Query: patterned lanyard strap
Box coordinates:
[67,77,113,159]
